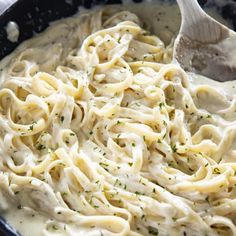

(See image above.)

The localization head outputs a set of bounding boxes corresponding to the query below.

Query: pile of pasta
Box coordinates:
[0,7,236,236]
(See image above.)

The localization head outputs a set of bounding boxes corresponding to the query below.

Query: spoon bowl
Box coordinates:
[174,0,236,82]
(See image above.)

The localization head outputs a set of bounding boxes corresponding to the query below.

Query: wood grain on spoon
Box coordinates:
[174,0,236,82]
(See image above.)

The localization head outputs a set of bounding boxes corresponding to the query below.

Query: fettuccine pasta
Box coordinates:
[0,6,236,236]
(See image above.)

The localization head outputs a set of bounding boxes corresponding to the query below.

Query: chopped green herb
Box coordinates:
[28,125,34,131]
[52,225,58,230]
[163,132,167,139]
[135,191,142,195]
[163,120,167,126]
[141,214,145,220]
[99,162,109,167]
[28,121,37,131]
[148,228,159,235]
[213,167,221,174]
[159,102,165,109]
[37,144,46,150]
[60,116,64,123]
[171,144,177,153]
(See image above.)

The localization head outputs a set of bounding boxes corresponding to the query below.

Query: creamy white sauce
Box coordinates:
[5,21,20,43]
[0,2,235,236]
[3,208,46,236]
[190,72,236,95]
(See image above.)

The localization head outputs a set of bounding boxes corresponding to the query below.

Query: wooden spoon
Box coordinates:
[174,0,236,82]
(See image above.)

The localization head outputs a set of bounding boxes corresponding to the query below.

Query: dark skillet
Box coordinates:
[0,0,235,235]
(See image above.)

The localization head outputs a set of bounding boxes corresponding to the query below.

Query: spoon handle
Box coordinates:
[0,0,17,15]
[177,0,228,43]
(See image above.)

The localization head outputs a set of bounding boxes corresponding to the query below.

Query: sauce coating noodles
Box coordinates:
[0,6,236,236]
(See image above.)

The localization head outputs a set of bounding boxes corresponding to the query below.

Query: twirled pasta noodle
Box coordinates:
[0,6,236,236]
